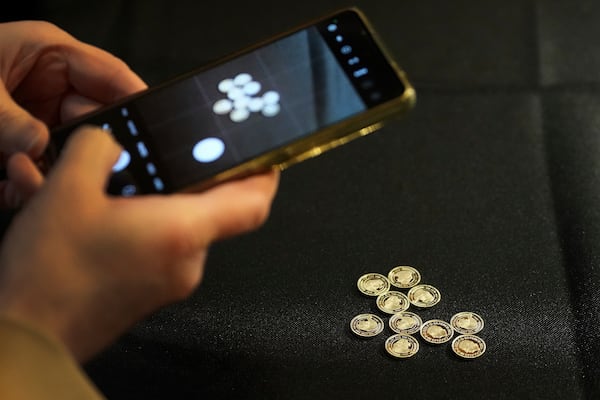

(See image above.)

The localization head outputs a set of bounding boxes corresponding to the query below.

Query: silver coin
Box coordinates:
[389,311,423,335]
[388,266,421,289]
[407,284,441,308]
[350,313,385,337]
[420,319,454,344]
[376,291,410,314]
[357,273,390,296]
[262,103,281,117]
[385,334,419,358]
[452,335,486,359]
[450,312,485,335]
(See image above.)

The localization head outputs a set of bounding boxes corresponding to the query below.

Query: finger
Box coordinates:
[0,153,45,208]
[107,169,278,290]
[6,152,45,202]
[49,125,121,192]
[125,169,280,247]
[14,41,147,105]
[0,83,49,158]
[63,43,147,103]
[199,169,280,240]
[60,93,103,121]
[7,21,146,110]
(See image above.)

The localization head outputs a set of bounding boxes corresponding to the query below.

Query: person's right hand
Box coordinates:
[0,126,279,362]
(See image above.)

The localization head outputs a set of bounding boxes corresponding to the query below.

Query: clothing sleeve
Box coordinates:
[0,317,105,400]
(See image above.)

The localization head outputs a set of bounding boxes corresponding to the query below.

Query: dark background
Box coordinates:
[3,0,600,398]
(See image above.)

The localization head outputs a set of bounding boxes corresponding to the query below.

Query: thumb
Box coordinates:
[49,125,122,193]
[0,83,49,158]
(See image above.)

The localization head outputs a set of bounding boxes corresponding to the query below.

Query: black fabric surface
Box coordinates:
[3,0,600,398]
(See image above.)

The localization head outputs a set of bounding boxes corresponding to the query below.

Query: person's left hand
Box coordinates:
[0,20,147,208]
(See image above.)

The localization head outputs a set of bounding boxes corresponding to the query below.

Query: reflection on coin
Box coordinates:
[357,273,390,296]
[350,314,385,337]
[407,284,441,308]
[452,335,486,358]
[450,312,485,335]
[420,320,454,344]
[389,312,423,335]
[388,266,421,288]
[385,334,419,358]
[376,291,410,314]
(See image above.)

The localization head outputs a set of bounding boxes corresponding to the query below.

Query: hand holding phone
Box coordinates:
[46,8,415,196]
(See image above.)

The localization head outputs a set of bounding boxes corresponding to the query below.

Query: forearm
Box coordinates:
[0,317,105,400]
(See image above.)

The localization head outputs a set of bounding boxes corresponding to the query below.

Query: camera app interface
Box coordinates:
[86,11,403,195]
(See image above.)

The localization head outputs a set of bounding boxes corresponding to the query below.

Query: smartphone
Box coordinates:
[46,8,415,196]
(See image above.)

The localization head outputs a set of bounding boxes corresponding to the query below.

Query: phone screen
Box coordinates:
[49,9,407,195]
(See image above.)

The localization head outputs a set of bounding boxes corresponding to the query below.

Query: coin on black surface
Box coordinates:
[420,319,454,344]
[376,291,410,314]
[385,334,420,358]
[389,311,423,335]
[452,335,486,359]
[388,266,421,289]
[357,273,390,296]
[407,284,441,308]
[350,313,385,337]
[450,312,485,335]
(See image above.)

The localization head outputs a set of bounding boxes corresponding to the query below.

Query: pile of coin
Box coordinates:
[350,266,486,359]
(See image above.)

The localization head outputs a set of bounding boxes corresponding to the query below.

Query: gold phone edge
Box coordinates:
[182,7,416,193]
